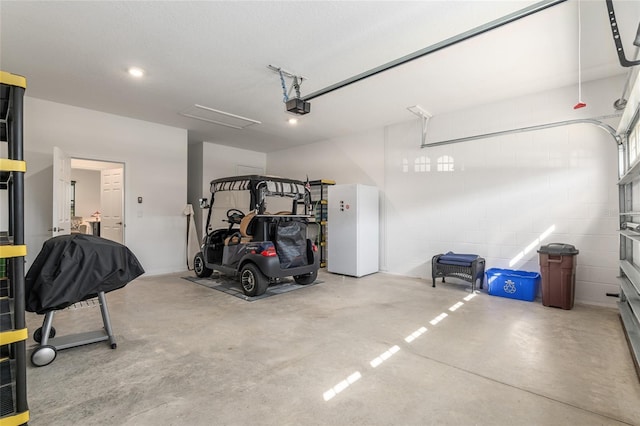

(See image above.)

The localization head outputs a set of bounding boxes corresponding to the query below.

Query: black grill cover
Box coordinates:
[25,234,144,314]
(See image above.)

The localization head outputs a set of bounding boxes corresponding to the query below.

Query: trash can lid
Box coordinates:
[537,243,579,255]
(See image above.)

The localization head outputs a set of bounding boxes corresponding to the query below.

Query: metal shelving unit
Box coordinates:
[0,71,29,426]
[308,179,335,268]
[617,70,640,379]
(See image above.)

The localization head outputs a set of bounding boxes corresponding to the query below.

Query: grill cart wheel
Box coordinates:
[33,326,56,343]
[31,345,57,367]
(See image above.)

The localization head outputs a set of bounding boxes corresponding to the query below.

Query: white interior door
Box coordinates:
[100,167,124,243]
[52,146,71,237]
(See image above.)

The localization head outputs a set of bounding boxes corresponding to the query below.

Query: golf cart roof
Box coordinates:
[209,175,307,198]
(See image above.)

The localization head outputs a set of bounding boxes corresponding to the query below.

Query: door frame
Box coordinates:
[52,147,71,237]
[69,157,126,243]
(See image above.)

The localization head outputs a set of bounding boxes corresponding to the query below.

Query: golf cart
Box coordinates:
[194,175,320,296]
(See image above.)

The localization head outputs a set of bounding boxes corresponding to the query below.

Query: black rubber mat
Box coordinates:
[182,275,321,301]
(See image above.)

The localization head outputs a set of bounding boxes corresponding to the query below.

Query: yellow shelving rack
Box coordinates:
[0,70,29,426]
[309,179,335,268]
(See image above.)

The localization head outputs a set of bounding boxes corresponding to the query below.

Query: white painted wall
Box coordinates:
[70,168,100,219]
[267,127,385,188]
[23,97,188,275]
[187,142,204,241]
[201,142,266,184]
[268,76,623,307]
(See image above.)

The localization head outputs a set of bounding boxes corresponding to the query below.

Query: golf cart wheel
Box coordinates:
[294,269,318,285]
[194,252,213,278]
[33,326,56,343]
[31,345,57,367]
[240,263,268,297]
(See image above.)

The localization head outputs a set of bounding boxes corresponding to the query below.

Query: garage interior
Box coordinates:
[22,272,640,424]
[2,0,640,425]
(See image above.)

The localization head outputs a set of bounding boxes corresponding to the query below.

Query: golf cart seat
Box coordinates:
[225,212,255,245]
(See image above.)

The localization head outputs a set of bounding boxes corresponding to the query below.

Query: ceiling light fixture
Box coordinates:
[128,67,145,78]
[288,118,298,125]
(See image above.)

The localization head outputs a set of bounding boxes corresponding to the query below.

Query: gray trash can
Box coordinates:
[537,243,579,310]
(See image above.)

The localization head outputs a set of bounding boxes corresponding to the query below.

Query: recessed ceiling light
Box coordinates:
[288,118,298,125]
[128,67,145,78]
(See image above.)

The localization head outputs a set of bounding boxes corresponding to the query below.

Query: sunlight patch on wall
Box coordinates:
[437,155,454,172]
[415,156,430,172]
[508,224,556,268]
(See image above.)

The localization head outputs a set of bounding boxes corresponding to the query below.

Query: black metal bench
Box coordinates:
[431,253,486,292]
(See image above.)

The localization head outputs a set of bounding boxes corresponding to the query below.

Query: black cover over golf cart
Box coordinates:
[194,175,319,296]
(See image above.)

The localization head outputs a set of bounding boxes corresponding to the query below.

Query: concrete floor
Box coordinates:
[24,270,640,425]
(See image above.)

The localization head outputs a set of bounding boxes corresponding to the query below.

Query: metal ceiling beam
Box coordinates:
[421,114,622,148]
[605,0,640,68]
[302,0,567,102]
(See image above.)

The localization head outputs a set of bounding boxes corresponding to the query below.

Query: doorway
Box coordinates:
[70,158,125,244]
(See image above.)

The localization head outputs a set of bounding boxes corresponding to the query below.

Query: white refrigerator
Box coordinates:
[327,184,379,277]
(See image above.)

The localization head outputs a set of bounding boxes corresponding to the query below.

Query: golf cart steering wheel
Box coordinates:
[226,208,245,225]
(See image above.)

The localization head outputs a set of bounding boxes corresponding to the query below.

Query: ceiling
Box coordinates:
[1,0,639,153]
